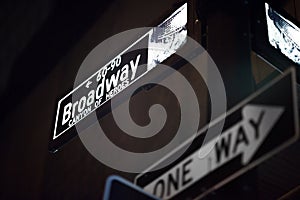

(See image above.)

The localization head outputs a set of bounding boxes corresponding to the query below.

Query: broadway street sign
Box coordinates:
[49,3,188,152]
[135,68,299,199]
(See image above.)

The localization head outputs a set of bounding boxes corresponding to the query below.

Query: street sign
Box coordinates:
[135,68,299,199]
[49,3,188,152]
[103,175,160,200]
[265,3,300,66]
[251,1,300,82]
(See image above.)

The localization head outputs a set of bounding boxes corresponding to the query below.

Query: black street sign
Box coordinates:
[52,41,148,142]
[49,3,188,152]
[103,176,160,200]
[135,68,299,200]
[49,37,149,152]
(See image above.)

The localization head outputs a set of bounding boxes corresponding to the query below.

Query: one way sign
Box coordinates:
[135,68,299,200]
[143,105,283,199]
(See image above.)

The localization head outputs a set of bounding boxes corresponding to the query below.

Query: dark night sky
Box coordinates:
[0,0,111,121]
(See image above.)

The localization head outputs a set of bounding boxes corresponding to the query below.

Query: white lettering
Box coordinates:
[78,96,87,113]
[62,102,72,125]
[130,54,141,80]
[106,70,120,92]
[120,64,129,81]
[96,77,105,99]
[87,90,95,107]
